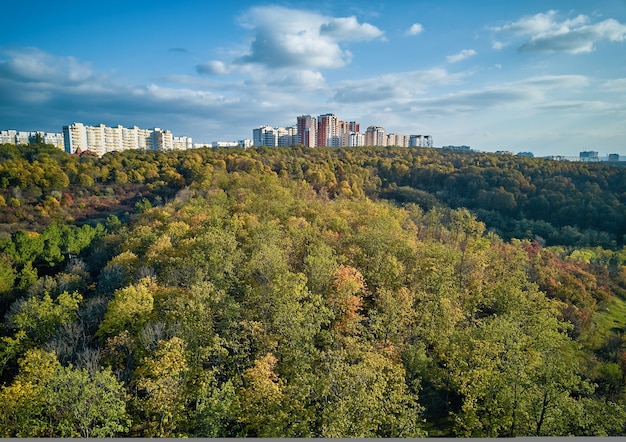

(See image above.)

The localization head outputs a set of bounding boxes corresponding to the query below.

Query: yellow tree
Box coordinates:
[134,336,190,437]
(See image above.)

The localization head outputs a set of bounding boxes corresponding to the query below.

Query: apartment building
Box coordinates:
[347,131,365,147]
[253,125,279,147]
[1,130,65,149]
[409,134,433,148]
[317,113,341,147]
[365,126,387,146]
[62,123,190,154]
[387,133,410,147]
[297,115,316,147]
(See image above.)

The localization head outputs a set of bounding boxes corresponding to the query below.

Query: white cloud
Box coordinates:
[212,6,385,71]
[405,23,424,36]
[446,49,477,63]
[0,47,94,84]
[320,16,384,41]
[492,10,626,54]
[492,40,507,50]
[196,60,231,75]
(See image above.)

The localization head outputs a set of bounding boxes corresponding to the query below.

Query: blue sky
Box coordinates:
[1,0,626,156]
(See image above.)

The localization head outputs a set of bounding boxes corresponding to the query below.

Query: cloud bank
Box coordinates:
[492,10,626,54]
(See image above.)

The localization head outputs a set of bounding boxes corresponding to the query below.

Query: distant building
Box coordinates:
[580,150,599,162]
[410,135,433,148]
[347,131,364,147]
[317,113,340,147]
[238,139,254,148]
[297,115,317,147]
[62,123,190,155]
[212,141,239,148]
[339,121,360,147]
[608,153,620,162]
[387,133,409,147]
[517,152,534,157]
[1,129,64,149]
[253,125,278,147]
[278,125,298,147]
[365,126,386,146]
[172,135,193,150]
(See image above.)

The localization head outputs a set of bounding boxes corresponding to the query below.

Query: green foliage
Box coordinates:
[0,349,129,437]
[97,278,155,338]
[1,144,626,437]
[7,291,82,344]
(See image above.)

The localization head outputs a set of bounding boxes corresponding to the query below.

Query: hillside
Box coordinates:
[1,143,626,437]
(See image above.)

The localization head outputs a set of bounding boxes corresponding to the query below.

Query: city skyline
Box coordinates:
[1,1,626,157]
[5,121,625,163]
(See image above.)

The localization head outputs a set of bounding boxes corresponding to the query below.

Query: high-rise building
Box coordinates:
[338,121,360,147]
[63,123,88,154]
[297,115,316,147]
[317,113,340,147]
[365,126,386,146]
[253,125,279,147]
[347,131,364,147]
[277,125,297,147]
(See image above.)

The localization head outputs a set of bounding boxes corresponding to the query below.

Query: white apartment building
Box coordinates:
[1,130,65,149]
[239,139,254,148]
[409,135,433,148]
[347,132,364,147]
[253,125,279,147]
[278,125,298,147]
[62,123,190,154]
[211,141,239,148]
[0,130,17,145]
[172,136,193,150]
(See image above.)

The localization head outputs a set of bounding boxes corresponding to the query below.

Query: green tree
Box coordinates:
[0,349,129,437]
[135,336,190,437]
[315,344,426,437]
[7,291,82,344]
[97,277,155,338]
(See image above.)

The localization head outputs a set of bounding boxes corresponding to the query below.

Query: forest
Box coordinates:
[1,142,626,437]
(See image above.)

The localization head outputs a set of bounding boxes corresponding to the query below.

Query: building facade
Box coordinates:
[365,126,386,146]
[317,113,340,147]
[409,135,433,148]
[297,115,316,147]
[1,130,65,149]
[253,125,279,147]
[61,123,190,155]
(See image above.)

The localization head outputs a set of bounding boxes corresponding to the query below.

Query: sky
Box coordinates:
[1,0,626,157]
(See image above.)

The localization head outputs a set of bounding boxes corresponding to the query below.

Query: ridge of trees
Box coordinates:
[2,143,625,248]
